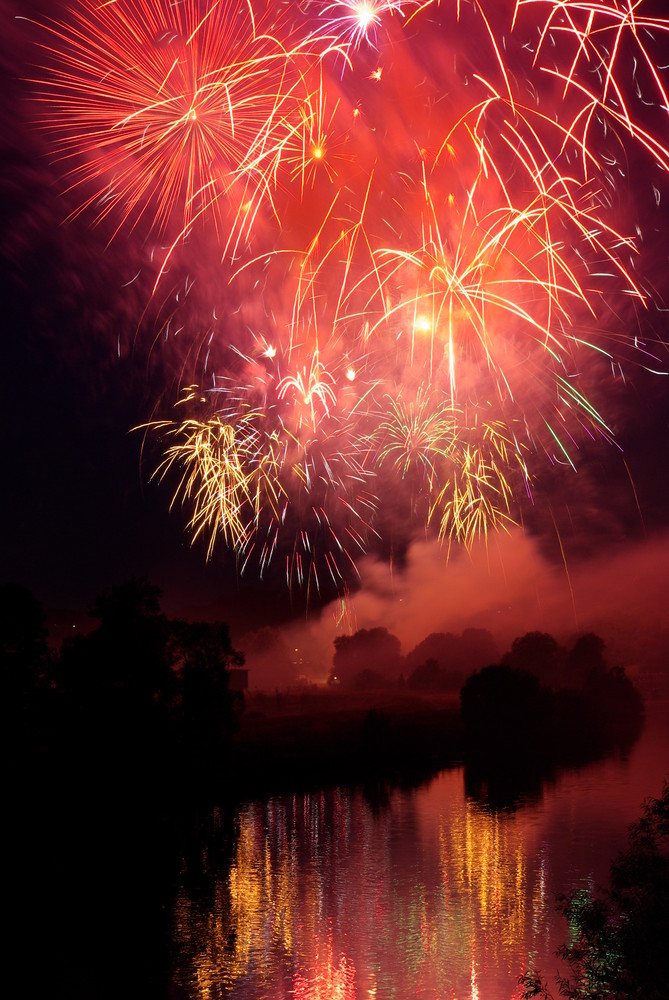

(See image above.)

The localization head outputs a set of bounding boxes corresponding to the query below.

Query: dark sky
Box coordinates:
[3,0,669,668]
[1,1,289,624]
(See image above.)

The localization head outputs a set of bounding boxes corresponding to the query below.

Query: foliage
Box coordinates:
[59,576,172,706]
[0,582,50,693]
[567,633,607,680]
[168,618,245,784]
[0,582,49,659]
[89,577,163,624]
[580,666,645,752]
[521,782,669,1000]
[351,668,390,691]
[502,631,567,688]
[459,646,645,803]
[330,627,404,686]
[0,583,53,768]
[407,657,450,692]
[8,577,245,802]
[499,629,639,702]
[404,629,498,687]
[460,663,551,756]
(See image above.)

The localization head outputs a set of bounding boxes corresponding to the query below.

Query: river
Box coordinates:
[169,699,669,999]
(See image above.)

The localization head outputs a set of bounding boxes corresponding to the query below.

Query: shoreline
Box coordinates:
[226,684,648,804]
[229,687,466,800]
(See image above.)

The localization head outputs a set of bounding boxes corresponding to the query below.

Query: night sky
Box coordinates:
[3,0,669,678]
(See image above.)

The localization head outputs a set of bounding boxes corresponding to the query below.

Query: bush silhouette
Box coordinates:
[521,783,669,1000]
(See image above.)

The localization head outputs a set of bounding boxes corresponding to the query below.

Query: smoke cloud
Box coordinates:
[259,528,669,687]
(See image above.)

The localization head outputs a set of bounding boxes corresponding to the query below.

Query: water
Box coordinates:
[170,700,669,999]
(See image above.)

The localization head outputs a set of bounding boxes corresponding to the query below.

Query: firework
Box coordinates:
[514,1,669,115]
[375,389,458,488]
[307,0,418,52]
[27,0,312,244]
[28,0,669,595]
[146,349,379,594]
[148,390,284,558]
[427,421,523,550]
[282,67,357,194]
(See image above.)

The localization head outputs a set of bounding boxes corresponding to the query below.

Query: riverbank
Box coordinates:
[228,674,647,803]
[229,687,466,799]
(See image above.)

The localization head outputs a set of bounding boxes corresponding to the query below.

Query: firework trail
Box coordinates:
[25,0,669,596]
[26,0,314,246]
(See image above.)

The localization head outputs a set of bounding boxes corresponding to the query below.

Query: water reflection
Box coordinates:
[173,772,550,998]
[171,703,668,999]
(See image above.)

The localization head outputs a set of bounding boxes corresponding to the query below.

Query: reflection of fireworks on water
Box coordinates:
[28,0,669,595]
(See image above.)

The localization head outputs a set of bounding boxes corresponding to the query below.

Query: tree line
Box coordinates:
[3,577,656,999]
[2,578,244,806]
[3,578,645,805]
[327,624,645,801]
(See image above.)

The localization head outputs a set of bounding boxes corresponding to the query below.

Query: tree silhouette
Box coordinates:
[405,629,497,688]
[54,578,245,799]
[330,627,404,686]
[407,658,449,692]
[59,578,168,698]
[460,663,551,757]
[502,631,567,688]
[521,783,669,1000]
[169,619,244,789]
[0,582,50,694]
[581,665,645,750]
[0,583,52,767]
[90,577,162,623]
[567,632,608,684]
